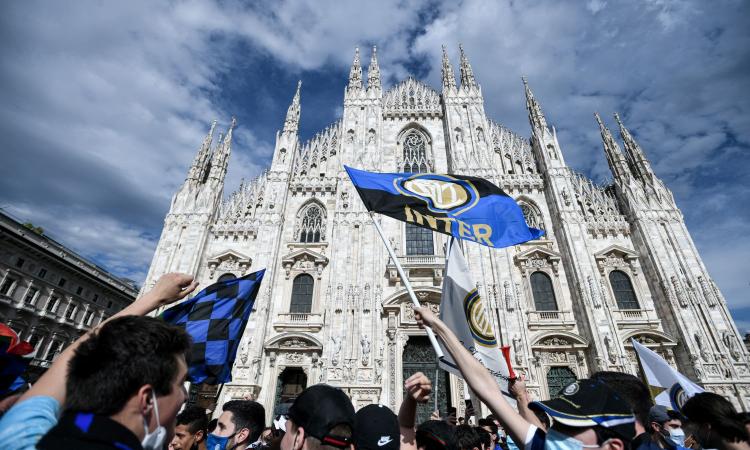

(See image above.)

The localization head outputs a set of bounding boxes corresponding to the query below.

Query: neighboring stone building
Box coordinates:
[143,45,750,419]
[0,210,139,380]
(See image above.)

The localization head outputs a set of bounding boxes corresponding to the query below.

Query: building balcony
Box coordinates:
[526,309,576,330]
[273,312,324,332]
[612,309,661,328]
[386,255,444,286]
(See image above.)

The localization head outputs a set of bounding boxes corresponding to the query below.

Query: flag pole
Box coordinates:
[369,212,444,358]
[434,368,439,412]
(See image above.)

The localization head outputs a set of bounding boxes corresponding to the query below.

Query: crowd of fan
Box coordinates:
[0,273,749,450]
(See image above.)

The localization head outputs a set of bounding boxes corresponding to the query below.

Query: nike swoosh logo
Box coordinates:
[378,437,393,446]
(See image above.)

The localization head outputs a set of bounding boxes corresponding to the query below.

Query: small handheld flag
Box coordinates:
[345,166,543,248]
[162,269,265,385]
[632,339,704,411]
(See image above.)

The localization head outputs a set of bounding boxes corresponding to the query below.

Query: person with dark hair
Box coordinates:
[645,405,686,450]
[208,418,219,433]
[414,306,635,450]
[682,392,750,450]
[458,417,466,426]
[477,419,500,450]
[475,427,492,450]
[416,420,458,450]
[209,399,266,450]
[281,384,355,450]
[0,273,198,450]
[171,405,209,450]
[591,371,653,449]
[455,425,482,450]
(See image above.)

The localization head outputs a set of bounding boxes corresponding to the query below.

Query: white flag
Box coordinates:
[632,339,704,410]
[438,238,514,400]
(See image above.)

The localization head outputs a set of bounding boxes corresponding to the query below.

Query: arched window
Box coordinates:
[402,129,429,173]
[406,224,434,256]
[609,270,639,309]
[547,366,577,398]
[217,273,236,283]
[520,202,545,233]
[298,203,325,243]
[290,274,314,313]
[531,272,557,311]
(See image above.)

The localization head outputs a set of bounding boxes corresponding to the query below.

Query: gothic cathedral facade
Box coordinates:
[142,46,750,417]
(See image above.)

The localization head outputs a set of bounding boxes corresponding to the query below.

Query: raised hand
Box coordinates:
[413,306,439,329]
[145,273,199,307]
[404,371,432,403]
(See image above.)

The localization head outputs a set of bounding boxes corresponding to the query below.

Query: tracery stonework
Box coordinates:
[142,46,750,417]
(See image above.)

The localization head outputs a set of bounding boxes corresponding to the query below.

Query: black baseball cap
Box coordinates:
[287,384,356,448]
[416,420,458,450]
[648,405,681,424]
[529,378,635,439]
[353,404,399,450]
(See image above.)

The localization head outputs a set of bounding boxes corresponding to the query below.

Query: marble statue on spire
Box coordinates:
[441,45,456,90]
[348,47,363,91]
[458,44,477,89]
[283,81,302,135]
[367,46,381,91]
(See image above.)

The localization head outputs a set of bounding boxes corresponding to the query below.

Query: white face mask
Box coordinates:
[545,429,602,450]
[666,428,686,447]
[142,391,167,450]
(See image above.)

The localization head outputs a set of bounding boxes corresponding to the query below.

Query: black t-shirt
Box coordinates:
[38,411,144,450]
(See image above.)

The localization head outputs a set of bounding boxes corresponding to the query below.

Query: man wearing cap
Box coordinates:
[645,406,687,450]
[353,404,399,450]
[414,306,635,450]
[528,379,635,450]
[281,384,355,450]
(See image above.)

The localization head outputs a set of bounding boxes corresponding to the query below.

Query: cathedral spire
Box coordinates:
[522,77,548,133]
[188,119,217,182]
[614,112,654,181]
[441,45,456,90]
[208,117,236,183]
[595,112,631,182]
[458,44,477,89]
[367,46,381,91]
[283,81,302,135]
[348,47,363,91]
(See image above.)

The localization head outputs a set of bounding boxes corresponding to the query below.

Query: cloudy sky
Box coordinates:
[1,1,748,328]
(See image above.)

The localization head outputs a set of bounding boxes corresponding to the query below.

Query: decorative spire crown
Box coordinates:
[458,44,477,89]
[441,45,456,90]
[348,47,363,90]
[367,46,381,91]
[283,81,302,134]
[522,77,548,132]
[614,112,654,178]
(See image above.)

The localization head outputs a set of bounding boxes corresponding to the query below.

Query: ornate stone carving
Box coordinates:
[330,335,342,366]
[361,334,371,366]
[723,331,742,362]
[672,276,689,308]
[541,337,570,347]
[587,275,601,308]
[504,281,514,311]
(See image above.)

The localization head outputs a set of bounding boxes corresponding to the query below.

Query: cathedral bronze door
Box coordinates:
[402,336,451,423]
[273,367,307,413]
[546,366,576,398]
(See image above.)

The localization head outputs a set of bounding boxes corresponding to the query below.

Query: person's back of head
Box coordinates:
[282,384,355,450]
[416,420,458,450]
[65,315,192,415]
[173,405,209,450]
[590,371,652,432]
[682,392,749,446]
[221,399,266,445]
[455,425,482,450]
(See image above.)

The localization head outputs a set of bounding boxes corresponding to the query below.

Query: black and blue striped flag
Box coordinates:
[344,166,543,248]
[162,269,265,385]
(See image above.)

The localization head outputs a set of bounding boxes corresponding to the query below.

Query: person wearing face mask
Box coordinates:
[206,399,266,450]
[0,273,198,450]
[171,406,209,450]
[645,406,687,450]
[412,306,634,450]
[37,314,193,450]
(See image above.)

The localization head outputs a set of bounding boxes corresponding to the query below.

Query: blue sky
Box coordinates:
[1,1,748,330]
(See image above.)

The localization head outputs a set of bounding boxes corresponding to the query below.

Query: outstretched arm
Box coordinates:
[414,306,533,447]
[19,273,198,405]
[509,375,545,431]
[399,371,432,450]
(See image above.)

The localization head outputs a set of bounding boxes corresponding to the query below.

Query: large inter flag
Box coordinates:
[632,339,703,411]
[162,269,265,385]
[345,166,543,248]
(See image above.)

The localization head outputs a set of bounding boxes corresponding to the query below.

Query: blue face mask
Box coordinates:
[206,432,236,450]
[506,435,520,450]
[545,429,602,450]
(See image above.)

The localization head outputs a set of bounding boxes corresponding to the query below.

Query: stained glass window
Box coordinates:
[290,274,314,313]
[531,272,557,311]
[610,270,639,310]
